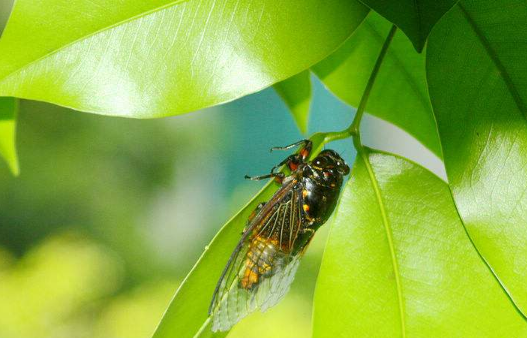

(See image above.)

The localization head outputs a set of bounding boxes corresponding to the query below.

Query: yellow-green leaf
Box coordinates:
[153,180,277,338]
[0,0,368,118]
[427,0,527,317]
[314,150,527,337]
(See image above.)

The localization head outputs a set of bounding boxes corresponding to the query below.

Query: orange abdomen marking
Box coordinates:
[240,236,279,290]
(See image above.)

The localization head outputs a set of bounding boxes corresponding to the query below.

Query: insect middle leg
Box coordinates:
[244,172,285,182]
[244,157,292,183]
[291,228,317,255]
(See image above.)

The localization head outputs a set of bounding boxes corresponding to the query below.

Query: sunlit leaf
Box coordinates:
[274,71,311,135]
[313,12,441,157]
[358,0,457,51]
[313,150,527,337]
[427,0,527,317]
[0,0,368,118]
[0,97,18,175]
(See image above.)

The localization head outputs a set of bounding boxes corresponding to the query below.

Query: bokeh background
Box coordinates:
[0,2,444,337]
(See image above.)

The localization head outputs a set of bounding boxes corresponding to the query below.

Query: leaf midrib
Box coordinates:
[446,184,527,321]
[192,317,211,338]
[0,0,190,85]
[361,150,406,337]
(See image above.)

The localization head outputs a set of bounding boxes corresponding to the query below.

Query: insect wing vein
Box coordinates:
[210,180,305,332]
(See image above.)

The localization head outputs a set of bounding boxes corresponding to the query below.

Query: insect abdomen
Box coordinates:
[240,236,280,290]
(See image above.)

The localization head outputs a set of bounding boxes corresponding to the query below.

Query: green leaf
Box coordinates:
[0,97,19,175]
[358,0,457,52]
[313,12,442,157]
[313,150,527,337]
[153,180,277,338]
[0,0,368,118]
[427,0,527,317]
[274,71,311,135]
[153,135,328,338]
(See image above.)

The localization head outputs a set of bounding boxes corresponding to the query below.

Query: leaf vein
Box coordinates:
[0,0,191,85]
[361,151,406,337]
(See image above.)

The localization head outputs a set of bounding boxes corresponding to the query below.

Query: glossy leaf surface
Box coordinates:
[358,0,457,51]
[274,71,311,134]
[313,12,441,157]
[0,97,18,175]
[427,0,527,317]
[0,0,368,117]
[313,151,527,337]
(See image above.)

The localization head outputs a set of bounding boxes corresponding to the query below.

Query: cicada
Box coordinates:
[209,139,350,332]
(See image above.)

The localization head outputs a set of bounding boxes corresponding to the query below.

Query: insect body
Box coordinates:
[209,139,350,332]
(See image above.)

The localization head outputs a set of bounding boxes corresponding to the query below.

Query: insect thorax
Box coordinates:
[300,165,344,228]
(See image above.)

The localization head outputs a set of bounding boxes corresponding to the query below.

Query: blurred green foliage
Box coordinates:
[0,63,353,338]
[0,100,224,280]
[0,2,356,336]
[0,95,350,338]
[0,233,178,338]
[2,0,527,337]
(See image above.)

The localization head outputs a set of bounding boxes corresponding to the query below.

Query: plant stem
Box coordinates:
[316,25,397,151]
[349,24,406,336]
[349,25,397,141]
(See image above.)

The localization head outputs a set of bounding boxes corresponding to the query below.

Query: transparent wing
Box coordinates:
[210,182,305,332]
[212,255,300,332]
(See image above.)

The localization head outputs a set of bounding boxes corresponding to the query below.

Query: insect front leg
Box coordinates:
[270,139,310,152]
[271,139,312,161]
[245,156,297,183]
